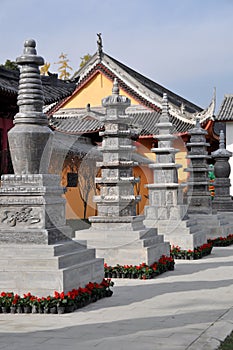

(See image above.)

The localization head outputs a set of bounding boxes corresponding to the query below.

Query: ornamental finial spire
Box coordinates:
[195,117,201,129]
[161,93,169,122]
[112,78,119,96]
[219,130,225,150]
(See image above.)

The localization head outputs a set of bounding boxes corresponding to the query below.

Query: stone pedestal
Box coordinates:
[77,217,169,266]
[0,174,72,244]
[0,174,103,296]
[76,80,170,265]
[0,39,103,296]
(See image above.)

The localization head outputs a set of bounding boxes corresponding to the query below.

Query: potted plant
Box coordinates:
[0,292,14,313]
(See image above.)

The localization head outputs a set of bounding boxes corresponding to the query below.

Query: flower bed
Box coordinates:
[170,242,213,260]
[104,255,175,280]
[208,234,233,247]
[0,279,114,314]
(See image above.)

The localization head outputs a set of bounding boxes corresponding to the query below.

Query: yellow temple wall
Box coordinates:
[63,73,139,109]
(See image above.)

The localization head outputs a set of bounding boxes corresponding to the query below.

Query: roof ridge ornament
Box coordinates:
[193,87,216,122]
[97,33,103,60]
[169,88,216,125]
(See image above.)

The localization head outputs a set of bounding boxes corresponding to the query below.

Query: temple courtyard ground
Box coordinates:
[0,246,233,350]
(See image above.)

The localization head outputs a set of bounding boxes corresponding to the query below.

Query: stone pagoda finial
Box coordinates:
[15,39,47,125]
[212,130,232,174]
[219,130,225,149]
[195,117,201,129]
[112,78,119,96]
[102,79,130,110]
[161,93,169,122]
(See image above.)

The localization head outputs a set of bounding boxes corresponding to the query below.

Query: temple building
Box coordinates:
[0,36,219,221]
[47,35,218,220]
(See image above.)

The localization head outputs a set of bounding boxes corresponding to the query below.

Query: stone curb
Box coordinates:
[187,307,233,350]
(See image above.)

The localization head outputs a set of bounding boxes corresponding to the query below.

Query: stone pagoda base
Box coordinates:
[0,241,103,296]
[156,218,206,250]
[144,202,207,250]
[0,174,103,296]
[75,216,170,266]
[190,214,233,240]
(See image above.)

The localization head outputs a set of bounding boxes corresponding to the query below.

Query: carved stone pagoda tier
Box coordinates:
[76,79,170,266]
[144,94,205,250]
[0,39,103,296]
[185,120,231,239]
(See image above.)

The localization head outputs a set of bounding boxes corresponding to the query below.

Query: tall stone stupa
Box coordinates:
[0,39,103,296]
[76,79,170,265]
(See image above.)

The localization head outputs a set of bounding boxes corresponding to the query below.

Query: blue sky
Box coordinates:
[1,0,233,112]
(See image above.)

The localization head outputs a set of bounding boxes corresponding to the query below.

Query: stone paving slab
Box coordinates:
[0,246,233,349]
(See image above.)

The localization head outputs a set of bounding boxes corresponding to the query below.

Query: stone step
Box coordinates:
[0,240,87,258]
[163,231,206,250]
[75,232,163,250]
[141,235,164,247]
[98,242,170,266]
[139,227,158,239]
[0,258,104,296]
[0,248,96,271]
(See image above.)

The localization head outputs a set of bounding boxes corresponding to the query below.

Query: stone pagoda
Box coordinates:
[144,93,205,250]
[185,118,212,215]
[76,79,170,265]
[212,130,233,212]
[185,120,230,238]
[0,39,103,296]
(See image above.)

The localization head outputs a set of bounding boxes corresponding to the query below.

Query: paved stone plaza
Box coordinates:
[0,246,233,350]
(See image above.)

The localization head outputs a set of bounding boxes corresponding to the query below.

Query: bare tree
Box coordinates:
[77,155,97,219]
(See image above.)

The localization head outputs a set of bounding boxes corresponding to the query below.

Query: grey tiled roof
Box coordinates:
[107,54,202,114]
[50,116,103,134]
[0,66,76,105]
[216,95,233,121]
[50,107,195,136]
